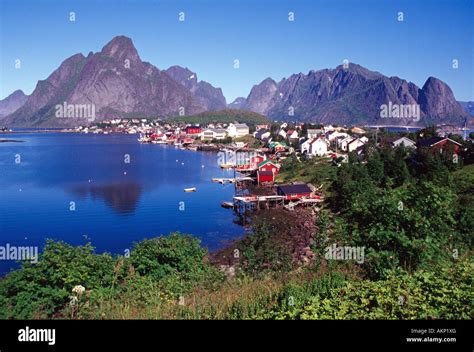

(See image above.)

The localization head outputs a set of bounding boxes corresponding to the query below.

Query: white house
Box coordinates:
[338,136,355,151]
[227,123,250,138]
[301,138,329,156]
[278,129,287,139]
[392,137,416,149]
[347,138,366,152]
[327,131,350,141]
[201,128,227,140]
[286,129,299,140]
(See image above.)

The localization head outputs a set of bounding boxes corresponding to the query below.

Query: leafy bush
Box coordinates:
[129,233,222,290]
[295,257,473,320]
[0,240,115,319]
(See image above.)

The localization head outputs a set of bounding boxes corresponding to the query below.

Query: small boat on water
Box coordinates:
[221,201,234,209]
[220,163,235,169]
[184,187,197,192]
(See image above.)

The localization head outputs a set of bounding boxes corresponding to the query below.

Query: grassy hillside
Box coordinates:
[275,156,337,194]
[170,109,271,126]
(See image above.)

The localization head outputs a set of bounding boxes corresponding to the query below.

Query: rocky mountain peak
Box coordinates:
[165,65,226,111]
[165,66,198,86]
[100,35,140,63]
[0,90,28,118]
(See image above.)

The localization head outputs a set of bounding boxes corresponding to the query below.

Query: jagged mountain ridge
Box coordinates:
[239,64,468,126]
[2,36,468,127]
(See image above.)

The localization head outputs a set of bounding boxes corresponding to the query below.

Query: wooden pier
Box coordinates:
[231,194,324,212]
[233,195,286,211]
[212,177,253,184]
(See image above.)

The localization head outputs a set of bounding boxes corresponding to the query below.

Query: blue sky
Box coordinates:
[1,0,473,101]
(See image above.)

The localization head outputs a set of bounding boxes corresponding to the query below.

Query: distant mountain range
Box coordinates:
[0,90,28,119]
[235,64,469,126]
[0,35,470,127]
[459,101,474,117]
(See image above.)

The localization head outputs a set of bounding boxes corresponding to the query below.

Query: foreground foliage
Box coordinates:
[0,132,472,320]
[0,236,471,319]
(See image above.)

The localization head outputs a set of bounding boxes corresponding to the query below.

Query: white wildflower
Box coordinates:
[72,285,86,296]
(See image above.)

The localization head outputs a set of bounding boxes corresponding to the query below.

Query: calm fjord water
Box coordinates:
[0,133,244,274]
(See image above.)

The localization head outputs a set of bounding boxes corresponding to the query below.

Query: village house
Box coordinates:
[254,129,271,141]
[257,171,275,185]
[185,126,202,136]
[227,123,250,138]
[277,184,312,200]
[201,128,227,140]
[268,141,287,153]
[250,155,266,168]
[301,137,329,157]
[235,155,266,172]
[257,159,281,174]
[327,130,350,141]
[346,138,366,152]
[392,136,416,149]
[278,129,287,139]
[380,136,415,149]
[338,136,354,151]
[416,137,462,154]
[286,129,299,141]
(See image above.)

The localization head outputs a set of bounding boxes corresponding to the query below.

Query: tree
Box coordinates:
[367,151,385,186]
[130,233,209,282]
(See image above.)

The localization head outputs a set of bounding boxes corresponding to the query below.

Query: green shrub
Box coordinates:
[295,258,473,320]
[129,233,224,295]
[0,240,115,319]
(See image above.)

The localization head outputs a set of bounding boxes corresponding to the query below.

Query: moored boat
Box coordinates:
[184,187,197,192]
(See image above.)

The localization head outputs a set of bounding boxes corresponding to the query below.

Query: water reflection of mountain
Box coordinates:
[71,182,143,215]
